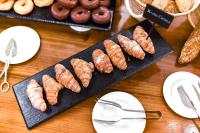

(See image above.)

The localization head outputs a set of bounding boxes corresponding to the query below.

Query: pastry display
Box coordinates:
[33,0,54,7]
[27,79,47,112]
[70,6,91,24]
[55,64,81,93]
[178,24,200,64]
[52,1,111,25]
[70,58,94,88]
[99,0,111,7]
[0,0,112,27]
[118,35,145,60]
[92,49,113,73]
[58,0,78,8]
[92,6,111,24]
[49,1,111,25]
[133,26,155,54]
[13,0,34,15]
[175,0,194,13]
[51,2,70,20]
[42,74,63,105]
[79,0,99,10]
[104,39,127,70]
[23,25,159,113]
[0,0,15,11]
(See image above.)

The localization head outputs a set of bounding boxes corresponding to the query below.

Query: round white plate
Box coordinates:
[92,91,146,133]
[163,71,200,118]
[0,26,40,64]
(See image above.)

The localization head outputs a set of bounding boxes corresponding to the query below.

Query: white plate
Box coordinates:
[0,26,40,64]
[92,91,146,133]
[163,71,200,118]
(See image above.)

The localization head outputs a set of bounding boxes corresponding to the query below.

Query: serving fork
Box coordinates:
[93,98,162,123]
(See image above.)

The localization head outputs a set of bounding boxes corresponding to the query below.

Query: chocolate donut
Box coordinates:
[79,0,99,9]
[70,6,91,23]
[58,0,78,8]
[99,0,111,7]
[92,7,111,24]
[51,2,70,20]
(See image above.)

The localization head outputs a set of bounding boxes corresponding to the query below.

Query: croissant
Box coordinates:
[152,0,168,10]
[118,35,145,60]
[139,0,153,4]
[175,0,194,13]
[164,0,179,13]
[92,49,113,73]
[55,64,81,93]
[42,74,63,105]
[178,25,200,64]
[70,58,94,88]
[27,79,47,112]
[104,39,127,70]
[133,26,155,54]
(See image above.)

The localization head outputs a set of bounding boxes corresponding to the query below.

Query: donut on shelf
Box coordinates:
[70,6,91,24]
[58,0,78,8]
[79,0,99,10]
[51,2,70,20]
[92,6,111,24]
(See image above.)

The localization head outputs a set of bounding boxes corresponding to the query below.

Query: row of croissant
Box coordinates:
[27,26,156,112]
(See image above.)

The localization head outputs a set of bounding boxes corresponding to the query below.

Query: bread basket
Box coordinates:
[125,0,200,20]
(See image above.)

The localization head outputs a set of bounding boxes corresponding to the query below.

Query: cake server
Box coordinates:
[177,86,200,120]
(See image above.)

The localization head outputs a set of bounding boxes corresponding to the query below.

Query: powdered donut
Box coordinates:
[14,0,34,15]
[33,0,54,7]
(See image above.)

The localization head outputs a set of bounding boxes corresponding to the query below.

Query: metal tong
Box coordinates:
[93,98,162,123]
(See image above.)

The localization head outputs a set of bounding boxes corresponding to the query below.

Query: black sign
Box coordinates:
[143,4,174,28]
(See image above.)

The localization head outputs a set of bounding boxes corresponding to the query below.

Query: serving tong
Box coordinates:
[93,98,162,123]
[0,38,17,93]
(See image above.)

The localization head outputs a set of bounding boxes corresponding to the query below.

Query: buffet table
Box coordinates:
[0,1,199,133]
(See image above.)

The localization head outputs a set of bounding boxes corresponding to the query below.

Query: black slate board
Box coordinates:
[13,20,172,129]
[0,1,115,31]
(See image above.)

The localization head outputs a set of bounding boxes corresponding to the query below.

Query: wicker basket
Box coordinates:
[125,0,200,20]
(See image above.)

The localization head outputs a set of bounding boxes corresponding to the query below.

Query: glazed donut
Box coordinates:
[92,7,111,24]
[0,0,15,11]
[79,0,99,10]
[14,0,34,15]
[70,6,91,24]
[99,0,111,7]
[51,2,70,20]
[58,0,78,8]
[33,0,54,7]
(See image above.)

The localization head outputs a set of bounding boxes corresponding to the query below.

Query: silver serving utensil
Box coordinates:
[93,117,147,124]
[97,98,162,119]
[177,86,200,120]
[0,38,17,93]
